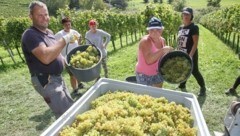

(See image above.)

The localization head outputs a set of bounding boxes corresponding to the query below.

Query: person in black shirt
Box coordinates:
[225,76,240,95]
[21,1,77,118]
[177,7,206,96]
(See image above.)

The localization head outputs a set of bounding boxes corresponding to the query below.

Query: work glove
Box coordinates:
[63,32,79,44]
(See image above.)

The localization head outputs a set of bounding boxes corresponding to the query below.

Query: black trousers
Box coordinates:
[180,50,206,88]
[232,76,240,89]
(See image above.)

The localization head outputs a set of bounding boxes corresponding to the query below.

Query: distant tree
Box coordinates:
[207,0,221,7]
[172,0,186,12]
[40,0,67,16]
[111,0,128,9]
[144,0,149,3]
[69,0,80,10]
[79,0,108,10]
[168,0,174,4]
[154,0,158,3]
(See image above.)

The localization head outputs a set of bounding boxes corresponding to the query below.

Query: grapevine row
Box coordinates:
[0,4,181,66]
[199,4,240,53]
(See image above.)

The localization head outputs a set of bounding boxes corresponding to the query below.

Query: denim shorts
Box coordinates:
[136,72,164,86]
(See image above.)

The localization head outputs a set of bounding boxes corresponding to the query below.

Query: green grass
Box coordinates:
[186,0,240,8]
[126,0,240,11]
[0,0,32,17]
[0,25,239,135]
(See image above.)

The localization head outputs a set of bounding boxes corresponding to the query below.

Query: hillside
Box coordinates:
[0,0,239,18]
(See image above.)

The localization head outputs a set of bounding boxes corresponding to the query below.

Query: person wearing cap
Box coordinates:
[85,19,111,78]
[21,1,76,118]
[135,17,173,88]
[55,17,84,96]
[177,7,206,96]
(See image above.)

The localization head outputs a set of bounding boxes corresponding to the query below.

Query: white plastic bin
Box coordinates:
[41,78,210,136]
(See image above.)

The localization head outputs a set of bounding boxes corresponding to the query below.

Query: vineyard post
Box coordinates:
[237,34,239,53]
[232,33,236,49]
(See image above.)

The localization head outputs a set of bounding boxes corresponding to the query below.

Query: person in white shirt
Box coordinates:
[85,19,111,78]
[55,17,84,95]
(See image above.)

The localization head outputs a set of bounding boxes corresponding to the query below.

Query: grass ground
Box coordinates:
[0,25,239,135]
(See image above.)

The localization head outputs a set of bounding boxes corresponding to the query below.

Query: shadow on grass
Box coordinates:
[0,61,25,73]
[29,109,54,131]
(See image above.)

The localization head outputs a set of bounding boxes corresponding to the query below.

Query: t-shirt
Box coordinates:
[177,23,199,54]
[85,29,111,57]
[54,29,80,57]
[21,26,64,75]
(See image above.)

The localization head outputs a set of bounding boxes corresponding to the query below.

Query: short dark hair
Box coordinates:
[29,1,46,15]
[61,17,71,24]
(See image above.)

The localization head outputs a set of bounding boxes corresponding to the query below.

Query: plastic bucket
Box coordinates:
[125,76,137,83]
[65,45,102,82]
[158,51,193,84]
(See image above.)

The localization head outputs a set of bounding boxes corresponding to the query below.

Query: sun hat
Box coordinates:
[89,19,97,26]
[182,7,193,15]
[147,17,164,30]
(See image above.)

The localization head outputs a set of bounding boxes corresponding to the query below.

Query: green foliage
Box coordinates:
[69,0,80,10]
[171,0,186,12]
[143,0,149,3]
[194,6,219,23]
[40,0,68,16]
[141,4,181,43]
[168,0,174,4]
[111,0,128,10]
[207,0,221,7]
[0,0,31,18]
[5,17,30,44]
[48,16,61,33]
[200,4,240,53]
[200,4,240,34]
[79,0,109,10]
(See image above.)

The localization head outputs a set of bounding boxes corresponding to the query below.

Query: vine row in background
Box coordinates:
[0,4,181,66]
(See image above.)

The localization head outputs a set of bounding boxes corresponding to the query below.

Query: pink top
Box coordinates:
[136,37,164,75]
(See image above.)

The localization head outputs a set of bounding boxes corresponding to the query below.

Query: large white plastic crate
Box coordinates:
[41,78,210,136]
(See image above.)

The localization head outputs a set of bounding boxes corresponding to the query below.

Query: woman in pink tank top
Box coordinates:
[135,17,173,88]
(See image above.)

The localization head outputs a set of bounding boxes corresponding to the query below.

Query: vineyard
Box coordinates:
[200,4,240,54]
[0,4,181,67]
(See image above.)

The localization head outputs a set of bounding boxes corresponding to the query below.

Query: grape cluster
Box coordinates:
[59,91,197,136]
[160,56,192,83]
[70,45,100,69]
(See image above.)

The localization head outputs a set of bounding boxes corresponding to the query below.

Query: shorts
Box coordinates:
[136,72,164,86]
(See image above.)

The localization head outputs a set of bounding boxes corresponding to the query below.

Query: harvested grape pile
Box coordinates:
[59,91,196,136]
[160,56,192,84]
[69,46,100,69]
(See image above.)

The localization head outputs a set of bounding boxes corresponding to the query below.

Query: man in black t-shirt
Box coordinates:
[177,7,206,96]
[21,1,78,118]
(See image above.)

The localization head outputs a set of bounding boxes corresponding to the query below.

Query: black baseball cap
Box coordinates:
[182,7,193,15]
